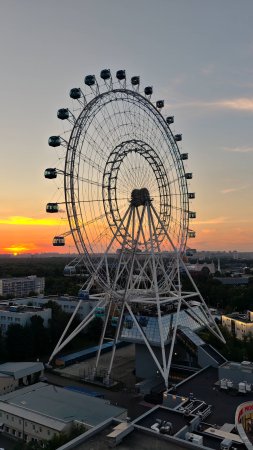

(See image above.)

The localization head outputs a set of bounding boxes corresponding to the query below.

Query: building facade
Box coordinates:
[0,276,45,298]
[12,294,99,321]
[0,304,51,334]
[222,311,253,340]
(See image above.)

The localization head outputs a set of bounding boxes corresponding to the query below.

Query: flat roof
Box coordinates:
[175,367,253,425]
[0,362,43,379]
[73,426,188,450]
[0,382,126,427]
[135,406,195,435]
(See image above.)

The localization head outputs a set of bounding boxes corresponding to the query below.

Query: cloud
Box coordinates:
[221,185,248,194]
[201,64,215,76]
[194,217,228,225]
[224,146,253,153]
[166,97,253,112]
[0,216,67,226]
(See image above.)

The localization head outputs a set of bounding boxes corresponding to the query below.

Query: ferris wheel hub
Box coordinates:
[131,188,151,207]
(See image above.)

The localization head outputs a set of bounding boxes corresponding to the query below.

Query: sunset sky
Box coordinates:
[1,0,253,254]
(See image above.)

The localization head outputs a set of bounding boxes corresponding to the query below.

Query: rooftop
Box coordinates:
[72,425,188,450]
[0,361,44,379]
[175,367,253,425]
[0,382,126,427]
[0,304,48,313]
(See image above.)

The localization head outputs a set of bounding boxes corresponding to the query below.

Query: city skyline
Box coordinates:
[1,0,253,254]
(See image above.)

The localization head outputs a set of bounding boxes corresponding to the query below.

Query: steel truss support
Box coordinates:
[47,197,225,389]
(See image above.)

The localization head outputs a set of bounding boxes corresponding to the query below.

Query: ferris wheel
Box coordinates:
[45,69,196,288]
[45,70,224,388]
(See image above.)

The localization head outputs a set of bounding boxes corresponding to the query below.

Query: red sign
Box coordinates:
[237,403,253,423]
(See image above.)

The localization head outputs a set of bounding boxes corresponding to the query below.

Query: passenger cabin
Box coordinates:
[116,70,126,80]
[48,136,61,147]
[53,236,65,246]
[64,266,76,276]
[95,307,105,318]
[174,134,182,142]
[84,75,96,86]
[144,86,153,96]
[188,231,196,238]
[44,168,57,179]
[188,193,195,199]
[111,317,119,327]
[156,100,164,109]
[189,211,196,219]
[131,76,140,86]
[46,203,59,213]
[69,88,81,99]
[57,109,69,120]
[100,69,111,80]
[180,153,188,160]
[185,173,193,179]
[166,116,174,124]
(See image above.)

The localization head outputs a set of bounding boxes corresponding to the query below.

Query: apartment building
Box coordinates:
[0,276,45,297]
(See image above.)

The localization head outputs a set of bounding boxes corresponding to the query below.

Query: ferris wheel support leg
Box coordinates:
[107,204,147,378]
[48,299,83,364]
[151,203,225,344]
[48,299,106,362]
[180,261,226,344]
[165,252,182,381]
[125,302,165,381]
[107,302,126,378]
[106,206,137,377]
[95,299,113,370]
[146,203,167,374]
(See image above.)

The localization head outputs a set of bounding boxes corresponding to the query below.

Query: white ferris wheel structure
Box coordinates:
[44,69,225,389]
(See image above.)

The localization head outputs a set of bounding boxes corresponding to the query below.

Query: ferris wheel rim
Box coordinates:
[63,87,190,261]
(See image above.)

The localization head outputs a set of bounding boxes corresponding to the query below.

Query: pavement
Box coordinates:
[0,434,17,450]
[53,344,136,387]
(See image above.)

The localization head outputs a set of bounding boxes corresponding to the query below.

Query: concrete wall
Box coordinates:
[219,364,253,384]
[0,376,18,395]
[135,344,172,378]
[0,409,70,442]
[198,347,219,368]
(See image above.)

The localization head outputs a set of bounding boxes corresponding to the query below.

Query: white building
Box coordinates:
[222,311,253,340]
[0,276,45,298]
[0,304,51,334]
[12,294,99,321]
[0,362,44,394]
[0,382,126,444]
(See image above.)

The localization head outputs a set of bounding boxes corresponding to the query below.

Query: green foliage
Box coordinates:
[199,326,253,362]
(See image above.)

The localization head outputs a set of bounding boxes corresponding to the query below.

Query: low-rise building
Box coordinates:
[0,382,126,444]
[222,311,253,339]
[0,276,45,297]
[0,362,44,394]
[0,304,51,334]
[11,294,99,321]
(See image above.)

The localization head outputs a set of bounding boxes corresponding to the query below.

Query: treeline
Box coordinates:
[200,326,253,362]
[0,301,103,362]
[182,272,253,313]
[0,257,80,296]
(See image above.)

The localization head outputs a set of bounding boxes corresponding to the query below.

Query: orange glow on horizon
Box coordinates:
[0,215,252,254]
[0,216,67,227]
